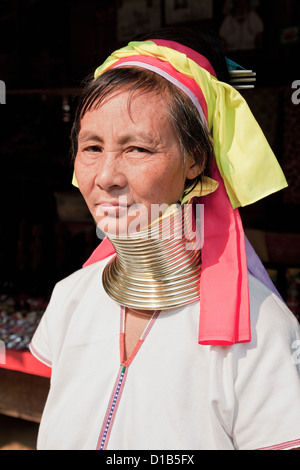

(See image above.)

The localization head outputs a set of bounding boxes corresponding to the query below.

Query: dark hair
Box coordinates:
[70,27,228,190]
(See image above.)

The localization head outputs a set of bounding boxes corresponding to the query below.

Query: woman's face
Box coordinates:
[75,89,200,236]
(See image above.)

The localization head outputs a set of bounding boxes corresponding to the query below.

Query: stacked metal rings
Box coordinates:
[102,204,201,310]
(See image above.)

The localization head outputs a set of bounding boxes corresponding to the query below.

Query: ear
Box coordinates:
[185,157,204,180]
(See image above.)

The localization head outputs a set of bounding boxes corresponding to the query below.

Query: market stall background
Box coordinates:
[0,0,299,450]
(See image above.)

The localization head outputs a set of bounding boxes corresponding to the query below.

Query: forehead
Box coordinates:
[79,88,174,138]
[80,67,171,115]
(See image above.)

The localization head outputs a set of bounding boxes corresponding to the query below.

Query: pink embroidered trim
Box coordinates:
[96,365,128,450]
[141,310,160,341]
[120,306,160,367]
[257,438,300,450]
[96,306,160,450]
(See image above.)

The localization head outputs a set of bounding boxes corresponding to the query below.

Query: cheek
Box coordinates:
[134,162,185,205]
[74,157,94,194]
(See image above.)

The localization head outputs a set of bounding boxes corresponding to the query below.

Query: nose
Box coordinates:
[95,152,127,191]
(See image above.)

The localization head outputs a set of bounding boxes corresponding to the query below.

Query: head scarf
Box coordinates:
[75,39,287,345]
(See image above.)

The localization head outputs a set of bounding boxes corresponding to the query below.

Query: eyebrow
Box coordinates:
[78,131,103,143]
[78,130,157,146]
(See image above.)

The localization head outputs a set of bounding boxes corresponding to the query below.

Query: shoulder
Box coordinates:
[228,275,300,450]
[224,273,300,375]
[38,255,115,335]
[30,256,115,366]
[52,256,114,300]
[248,273,300,341]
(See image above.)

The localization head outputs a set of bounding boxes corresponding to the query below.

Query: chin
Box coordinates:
[95,211,152,238]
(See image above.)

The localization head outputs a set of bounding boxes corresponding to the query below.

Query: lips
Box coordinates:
[95,201,130,216]
[98,201,128,207]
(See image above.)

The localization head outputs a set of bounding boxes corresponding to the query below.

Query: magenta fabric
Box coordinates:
[83,237,115,267]
[197,160,251,344]
[150,39,217,77]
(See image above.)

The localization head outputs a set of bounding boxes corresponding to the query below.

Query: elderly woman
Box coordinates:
[30,28,300,450]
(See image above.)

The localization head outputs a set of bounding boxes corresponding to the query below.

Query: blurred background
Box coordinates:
[0,0,299,449]
[0,0,300,299]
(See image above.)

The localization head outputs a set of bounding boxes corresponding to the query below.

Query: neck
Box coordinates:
[102,203,201,311]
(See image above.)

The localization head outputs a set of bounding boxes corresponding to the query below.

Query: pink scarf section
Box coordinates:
[197,161,250,344]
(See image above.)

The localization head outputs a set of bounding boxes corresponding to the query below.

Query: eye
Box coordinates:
[84,145,102,153]
[129,146,151,154]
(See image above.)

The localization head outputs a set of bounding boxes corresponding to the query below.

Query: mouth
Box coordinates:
[95,199,132,217]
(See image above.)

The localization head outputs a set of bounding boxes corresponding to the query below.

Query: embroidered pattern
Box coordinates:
[96,365,128,450]
[257,438,300,450]
[96,307,160,450]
